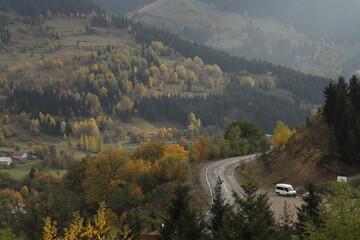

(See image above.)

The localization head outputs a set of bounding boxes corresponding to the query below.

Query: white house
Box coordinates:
[12,152,27,160]
[0,157,12,166]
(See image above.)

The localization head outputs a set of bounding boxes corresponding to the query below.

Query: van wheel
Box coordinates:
[276,192,280,196]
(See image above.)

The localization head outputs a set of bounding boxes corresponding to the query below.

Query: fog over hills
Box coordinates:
[92,0,156,15]
[94,0,360,79]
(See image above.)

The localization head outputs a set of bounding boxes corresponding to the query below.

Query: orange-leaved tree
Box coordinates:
[164,144,188,157]
[132,141,166,163]
[83,149,131,205]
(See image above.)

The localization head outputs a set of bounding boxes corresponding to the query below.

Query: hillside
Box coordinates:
[132,0,360,79]
[1,1,360,239]
[250,114,360,190]
[92,0,156,16]
[0,0,332,161]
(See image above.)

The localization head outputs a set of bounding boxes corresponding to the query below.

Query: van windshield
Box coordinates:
[286,187,294,191]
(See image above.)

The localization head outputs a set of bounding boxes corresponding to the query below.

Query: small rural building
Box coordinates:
[12,152,27,160]
[0,157,12,166]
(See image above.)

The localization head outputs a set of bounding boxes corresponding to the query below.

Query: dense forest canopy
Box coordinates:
[0,0,100,18]
[135,79,308,132]
[322,76,360,165]
[131,23,330,105]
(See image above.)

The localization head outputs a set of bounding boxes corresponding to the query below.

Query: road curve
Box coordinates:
[200,154,258,207]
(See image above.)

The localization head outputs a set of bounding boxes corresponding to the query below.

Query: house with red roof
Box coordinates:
[12,152,27,160]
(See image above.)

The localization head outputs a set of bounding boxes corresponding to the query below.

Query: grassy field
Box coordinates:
[2,161,67,180]
[0,13,138,70]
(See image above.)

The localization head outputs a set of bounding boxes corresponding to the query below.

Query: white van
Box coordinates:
[275,183,297,197]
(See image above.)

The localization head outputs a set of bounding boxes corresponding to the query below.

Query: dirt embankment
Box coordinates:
[250,115,360,193]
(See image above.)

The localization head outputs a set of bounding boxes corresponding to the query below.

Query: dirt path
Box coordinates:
[265,190,303,221]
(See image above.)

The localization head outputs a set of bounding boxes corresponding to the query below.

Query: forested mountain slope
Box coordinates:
[254,76,360,188]
[0,0,329,156]
[92,0,157,16]
[198,0,360,43]
[0,0,100,17]
[133,0,360,79]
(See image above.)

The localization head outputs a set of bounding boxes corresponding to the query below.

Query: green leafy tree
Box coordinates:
[116,96,134,112]
[224,120,265,156]
[187,113,201,138]
[0,171,13,188]
[0,226,25,240]
[159,184,205,240]
[303,183,360,240]
[2,126,11,138]
[63,158,88,194]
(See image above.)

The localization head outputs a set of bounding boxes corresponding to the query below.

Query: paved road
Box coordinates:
[199,154,303,220]
[200,154,258,207]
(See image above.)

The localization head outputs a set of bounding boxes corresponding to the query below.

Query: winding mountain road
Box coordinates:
[200,154,258,206]
[198,154,303,219]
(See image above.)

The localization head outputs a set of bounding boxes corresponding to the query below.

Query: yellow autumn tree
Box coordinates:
[88,136,97,153]
[272,121,295,151]
[175,65,187,79]
[240,76,255,87]
[42,202,133,240]
[125,158,152,183]
[72,118,99,137]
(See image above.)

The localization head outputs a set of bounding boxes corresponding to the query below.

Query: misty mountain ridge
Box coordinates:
[123,0,360,79]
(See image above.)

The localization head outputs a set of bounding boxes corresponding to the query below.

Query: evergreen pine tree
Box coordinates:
[321,126,341,164]
[29,167,36,179]
[219,179,276,240]
[208,176,230,233]
[296,181,322,236]
[159,184,204,240]
[276,201,295,240]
